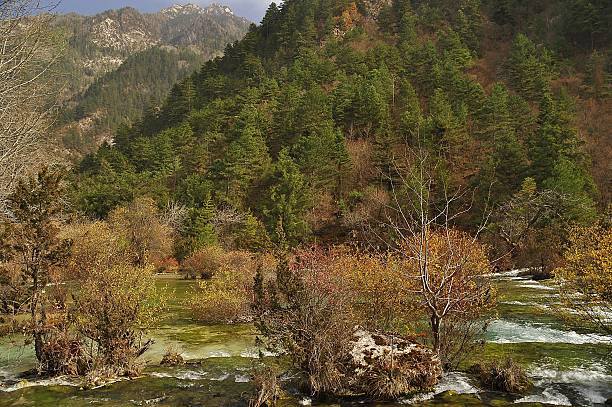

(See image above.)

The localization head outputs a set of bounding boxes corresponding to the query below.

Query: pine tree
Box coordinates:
[212,106,271,207]
[506,34,552,101]
[398,80,423,142]
[164,77,197,125]
[477,84,528,198]
[543,157,597,224]
[293,121,349,190]
[263,149,311,247]
[529,93,576,183]
[175,203,218,260]
[455,0,483,54]
[399,7,418,44]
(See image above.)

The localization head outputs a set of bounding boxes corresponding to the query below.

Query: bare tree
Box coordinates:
[107,197,173,267]
[492,177,562,257]
[368,147,495,367]
[0,0,62,208]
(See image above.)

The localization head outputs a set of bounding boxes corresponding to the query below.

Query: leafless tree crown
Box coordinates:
[0,0,62,208]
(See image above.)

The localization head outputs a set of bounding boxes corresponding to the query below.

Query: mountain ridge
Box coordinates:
[52,2,252,154]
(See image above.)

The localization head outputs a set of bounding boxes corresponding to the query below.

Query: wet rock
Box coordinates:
[605,397,612,406]
[517,267,553,281]
[346,329,442,399]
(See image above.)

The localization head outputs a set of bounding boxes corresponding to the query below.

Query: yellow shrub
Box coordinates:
[556,224,612,334]
[185,250,258,323]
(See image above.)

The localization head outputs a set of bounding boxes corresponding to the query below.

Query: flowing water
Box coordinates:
[0,273,610,406]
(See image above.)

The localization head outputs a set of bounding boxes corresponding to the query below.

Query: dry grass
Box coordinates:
[248,365,281,407]
[160,347,184,366]
[472,358,532,394]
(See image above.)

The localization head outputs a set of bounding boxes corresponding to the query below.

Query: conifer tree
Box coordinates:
[506,34,552,101]
[529,93,577,183]
[455,0,483,54]
[175,198,217,260]
[263,149,311,247]
[164,77,197,124]
[213,106,271,207]
[293,121,349,191]
[398,80,423,142]
[0,168,71,363]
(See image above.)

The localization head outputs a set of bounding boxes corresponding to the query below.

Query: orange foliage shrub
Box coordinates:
[180,246,225,279]
[156,257,179,274]
[335,249,414,331]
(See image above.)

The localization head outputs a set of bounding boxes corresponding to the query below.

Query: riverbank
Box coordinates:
[1,272,610,406]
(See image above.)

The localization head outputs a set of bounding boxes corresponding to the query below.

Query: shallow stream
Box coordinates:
[1,272,610,406]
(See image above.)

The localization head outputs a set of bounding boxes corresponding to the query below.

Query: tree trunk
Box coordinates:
[31,268,45,363]
[431,314,441,353]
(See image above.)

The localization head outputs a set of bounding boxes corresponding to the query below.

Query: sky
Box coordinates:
[42,0,275,23]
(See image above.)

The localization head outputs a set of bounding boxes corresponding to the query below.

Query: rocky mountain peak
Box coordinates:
[74,3,250,54]
[161,3,205,17]
[160,3,236,18]
[90,8,155,52]
[205,3,235,16]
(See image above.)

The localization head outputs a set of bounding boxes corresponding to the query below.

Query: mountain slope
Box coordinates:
[74,0,610,262]
[52,3,251,154]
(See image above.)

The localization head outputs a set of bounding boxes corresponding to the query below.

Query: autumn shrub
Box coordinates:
[254,248,359,396]
[160,347,185,366]
[472,358,532,394]
[187,278,251,323]
[555,222,611,334]
[38,325,87,376]
[181,245,225,279]
[156,257,179,274]
[186,250,258,323]
[0,261,28,315]
[248,365,281,407]
[66,223,168,377]
[338,250,414,331]
[254,247,443,399]
[0,168,72,367]
[62,221,133,278]
[399,229,495,369]
[108,197,173,266]
[71,263,166,375]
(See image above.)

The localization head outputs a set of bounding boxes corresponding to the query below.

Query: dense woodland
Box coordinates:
[74,0,610,266]
[61,47,205,153]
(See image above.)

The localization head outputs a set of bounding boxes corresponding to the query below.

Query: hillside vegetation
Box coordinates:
[73,0,611,266]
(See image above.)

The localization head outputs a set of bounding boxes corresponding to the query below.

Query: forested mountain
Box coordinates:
[73,0,611,264]
[51,3,251,154]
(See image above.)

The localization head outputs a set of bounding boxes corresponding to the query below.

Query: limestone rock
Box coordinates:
[346,329,442,399]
